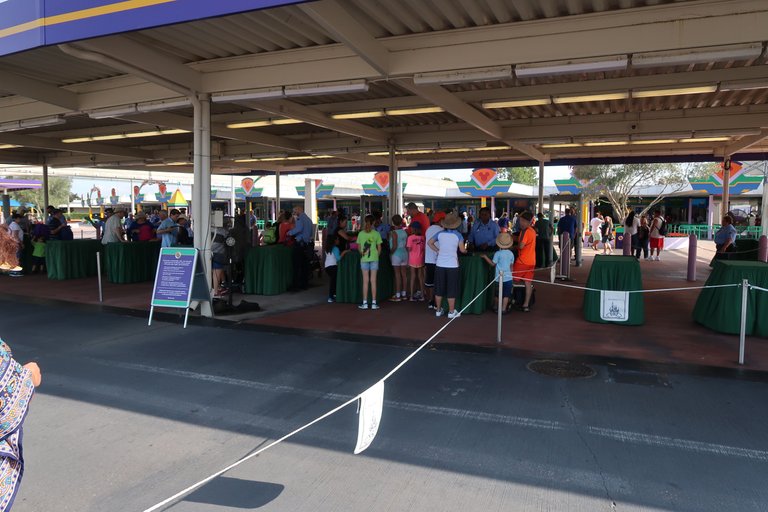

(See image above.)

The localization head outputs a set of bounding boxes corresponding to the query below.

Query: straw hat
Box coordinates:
[441,213,461,229]
[496,232,514,249]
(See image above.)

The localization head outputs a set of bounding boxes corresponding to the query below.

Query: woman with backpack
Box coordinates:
[649,210,665,261]
[601,216,614,255]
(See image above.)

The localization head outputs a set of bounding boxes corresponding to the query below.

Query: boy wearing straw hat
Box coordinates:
[428,213,467,319]
[482,232,515,313]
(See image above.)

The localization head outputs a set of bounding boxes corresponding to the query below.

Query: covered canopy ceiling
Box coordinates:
[0,0,767,175]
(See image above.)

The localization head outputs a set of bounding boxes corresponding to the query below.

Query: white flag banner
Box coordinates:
[600,290,630,322]
[354,380,385,455]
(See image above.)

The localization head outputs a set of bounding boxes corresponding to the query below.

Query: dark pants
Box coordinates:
[634,236,649,259]
[536,238,553,267]
[292,242,312,289]
[326,265,337,298]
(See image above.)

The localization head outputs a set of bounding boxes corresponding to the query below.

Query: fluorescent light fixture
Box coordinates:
[0,115,65,132]
[271,118,302,125]
[136,98,191,113]
[285,155,333,160]
[695,129,761,138]
[62,129,189,143]
[516,56,628,78]
[212,87,284,103]
[331,110,385,120]
[61,137,93,143]
[541,143,583,148]
[414,65,513,85]
[226,118,301,129]
[284,80,368,97]
[631,132,692,141]
[482,98,551,109]
[88,105,139,119]
[0,144,19,149]
[91,134,127,141]
[474,145,512,152]
[583,141,629,147]
[720,79,768,92]
[633,85,717,98]
[368,151,391,156]
[633,44,763,68]
[629,139,678,145]
[165,161,190,166]
[680,137,731,143]
[553,92,629,104]
[386,106,445,116]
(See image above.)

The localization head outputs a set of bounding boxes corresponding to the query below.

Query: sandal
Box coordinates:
[521,306,531,313]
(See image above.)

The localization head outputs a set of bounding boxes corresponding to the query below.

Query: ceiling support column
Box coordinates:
[192,93,213,317]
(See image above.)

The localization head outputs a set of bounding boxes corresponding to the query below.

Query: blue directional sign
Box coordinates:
[0,0,310,57]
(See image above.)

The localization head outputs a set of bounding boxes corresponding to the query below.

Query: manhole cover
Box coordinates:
[526,360,596,379]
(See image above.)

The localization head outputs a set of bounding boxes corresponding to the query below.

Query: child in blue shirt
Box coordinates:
[481,232,515,313]
[324,234,348,303]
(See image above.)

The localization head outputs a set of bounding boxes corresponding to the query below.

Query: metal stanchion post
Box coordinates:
[96,252,103,303]
[739,279,748,365]
[496,271,503,344]
[687,234,697,282]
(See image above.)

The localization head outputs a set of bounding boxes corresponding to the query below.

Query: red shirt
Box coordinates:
[408,212,430,235]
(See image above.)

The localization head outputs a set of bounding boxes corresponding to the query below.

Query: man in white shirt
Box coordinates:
[8,214,24,274]
[589,213,604,250]
[649,210,665,261]
[101,209,126,244]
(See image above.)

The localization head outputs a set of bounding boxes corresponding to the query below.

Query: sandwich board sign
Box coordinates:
[149,247,212,328]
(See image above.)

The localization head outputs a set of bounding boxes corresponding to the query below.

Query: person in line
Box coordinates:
[406,221,426,302]
[324,234,347,303]
[428,213,466,319]
[635,216,651,260]
[373,210,390,255]
[405,202,430,235]
[557,208,578,258]
[47,210,69,240]
[176,216,193,246]
[601,216,614,255]
[357,214,382,310]
[513,211,537,312]
[101,208,126,244]
[458,211,469,238]
[424,211,445,310]
[624,208,640,256]
[325,210,339,241]
[649,210,665,261]
[8,214,23,268]
[535,212,553,268]
[211,217,231,298]
[156,209,180,247]
[30,234,46,274]
[714,215,738,260]
[287,205,314,291]
[128,212,156,242]
[482,232,514,314]
[468,207,499,251]
[278,211,295,246]
[590,212,604,250]
[335,214,353,251]
[388,215,408,302]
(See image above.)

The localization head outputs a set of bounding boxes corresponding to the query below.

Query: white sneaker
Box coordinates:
[448,310,461,319]
[656,255,662,261]
[358,303,369,310]
[435,309,444,317]
[371,302,380,310]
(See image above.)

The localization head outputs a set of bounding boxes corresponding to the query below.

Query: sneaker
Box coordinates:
[371,303,380,310]
[414,291,424,300]
[428,304,436,310]
[435,309,444,317]
[358,303,369,310]
[327,297,335,303]
[656,255,662,261]
[389,295,401,302]
[410,296,418,302]
[448,310,461,319]
[417,295,426,302]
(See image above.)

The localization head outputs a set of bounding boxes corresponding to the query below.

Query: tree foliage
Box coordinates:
[10,176,74,218]
[498,167,538,186]
[571,163,690,223]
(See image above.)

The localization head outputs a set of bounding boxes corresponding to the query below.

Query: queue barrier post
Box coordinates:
[96,251,103,303]
[496,271,503,344]
[687,234,697,282]
[739,279,749,365]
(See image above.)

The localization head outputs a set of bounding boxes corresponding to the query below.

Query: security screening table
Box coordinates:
[244,244,294,296]
[104,241,161,284]
[583,255,645,325]
[46,239,102,280]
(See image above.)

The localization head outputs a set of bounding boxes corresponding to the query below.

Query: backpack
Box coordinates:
[658,218,668,236]
[263,226,277,245]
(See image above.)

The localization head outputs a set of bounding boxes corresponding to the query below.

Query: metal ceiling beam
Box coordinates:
[241,99,389,142]
[721,129,768,156]
[299,0,390,76]
[0,68,79,110]
[0,133,154,159]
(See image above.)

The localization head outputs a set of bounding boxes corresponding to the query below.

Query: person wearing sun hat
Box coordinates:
[481,232,515,313]
[424,211,446,309]
[427,212,466,319]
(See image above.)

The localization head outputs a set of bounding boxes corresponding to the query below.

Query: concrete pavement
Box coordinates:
[3,298,767,512]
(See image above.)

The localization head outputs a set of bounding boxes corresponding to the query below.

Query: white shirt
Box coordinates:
[102,215,123,244]
[424,224,443,264]
[624,216,640,236]
[434,230,462,268]
[8,221,22,243]
[590,217,603,234]
[650,217,664,239]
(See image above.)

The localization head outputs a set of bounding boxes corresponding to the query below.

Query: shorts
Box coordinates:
[32,256,45,266]
[592,231,601,241]
[513,262,535,282]
[425,263,436,287]
[650,237,664,250]
[496,280,513,298]
[434,266,460,299]
[601,235,612,244]
[360,261,379,271]
[212,261,225,270]
[409,262,424,269]
[390,254,407,266]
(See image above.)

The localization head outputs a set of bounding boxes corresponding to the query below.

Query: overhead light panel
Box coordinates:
[271,118,302,125]
[553,92,629,104]
[680,137,731,143]
[226,118,301,129]
[0,144,19,149]
[633,85,717,98]
[633,44,763,68]
[482,98,551,109]
[331,110,385,120]
[516,56,628,78]
[0,115,65,132]
[284,80,368,97]
[137,98,191,113]
[629,139,678,145]
[719,79,768,92]
[414,65,513,85]
[88,105,139,119]
[386,106,445,116]
[213,87,284,103]
[583,141,629,147]
[62,129,189,143]
[695,129,761,138]
[541,143,583,148]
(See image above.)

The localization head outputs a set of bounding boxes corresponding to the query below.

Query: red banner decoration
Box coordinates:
[471,168,497,189]
[241,177,255,196]
[158,183,167,196]
[373,172,390,191]
[133,185,140,196]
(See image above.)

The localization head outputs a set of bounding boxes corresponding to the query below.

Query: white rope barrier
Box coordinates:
[142,277,498,512]
[749,285,768,293]
[527,278,742,294]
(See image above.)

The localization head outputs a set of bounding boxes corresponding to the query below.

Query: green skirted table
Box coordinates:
[583,255,645,325]
[336,251,393,304]
[455,253,495,314]
[104,242,161,284]
[732,239,760,261]
[693,260,768,337]
[46,239,103,280]
[244,244,294,295]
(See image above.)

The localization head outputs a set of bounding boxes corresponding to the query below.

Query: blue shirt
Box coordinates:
[714,224,737,246]
[469,220,500,247]
[288,212,313,243]
[557,215,577,239]
[375,222,390,242]
[158,218,177,247]
[492,249,515,282]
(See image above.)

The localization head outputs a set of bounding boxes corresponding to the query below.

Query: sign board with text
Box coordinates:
[149,247,211,328]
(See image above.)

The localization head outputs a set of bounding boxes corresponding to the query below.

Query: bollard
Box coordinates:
[558,233,571,280]
[738,279,749,365]
[96,252,103,303]
[496,272,503,344]
[759,235,768,263]
[687,234,697,282]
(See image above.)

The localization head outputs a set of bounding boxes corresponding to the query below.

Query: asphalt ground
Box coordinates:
[3,298,768,512]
